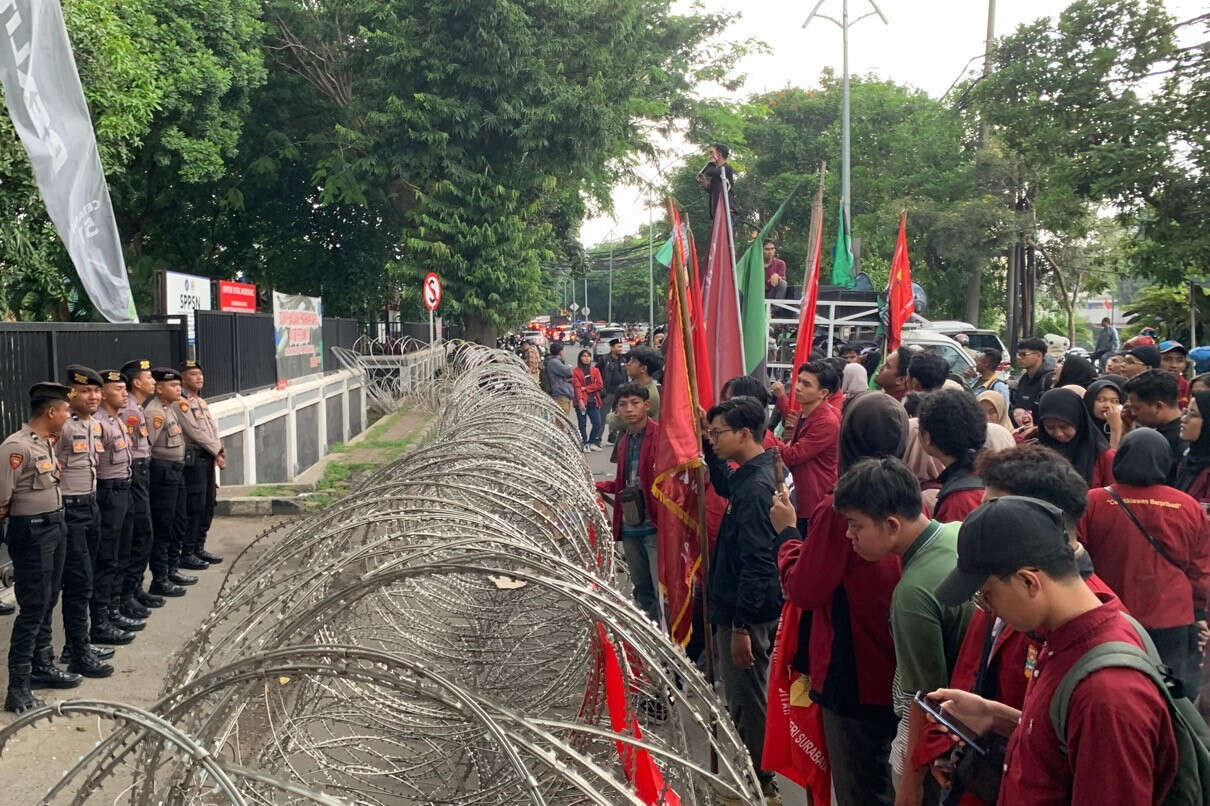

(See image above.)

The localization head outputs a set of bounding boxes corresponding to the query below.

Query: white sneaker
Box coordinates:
[590,443,603,452]
[582,444,592,453]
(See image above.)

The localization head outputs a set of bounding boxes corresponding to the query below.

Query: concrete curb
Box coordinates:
[214,497,304,517]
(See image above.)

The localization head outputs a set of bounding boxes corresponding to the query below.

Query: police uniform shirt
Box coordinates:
[176,395,223,458]
[144,397,185,462]
[119,399,151,461]
[0,428,62,517]
[93,408,132,481]
[56,414,100,495]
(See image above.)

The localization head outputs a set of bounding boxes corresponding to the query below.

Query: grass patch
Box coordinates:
[317,460,378,492]
[247,485,299,497]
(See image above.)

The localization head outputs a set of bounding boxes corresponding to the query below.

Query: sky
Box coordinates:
[578,0,1203,246]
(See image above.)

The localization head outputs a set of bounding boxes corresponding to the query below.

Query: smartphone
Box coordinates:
[913,691,987,756]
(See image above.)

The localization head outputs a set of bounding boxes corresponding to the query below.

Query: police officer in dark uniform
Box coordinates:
[118,359,161,616]
[0,383,73,711]
[54,366,128,675]
[93,369,143,638]
[145,368,196,597]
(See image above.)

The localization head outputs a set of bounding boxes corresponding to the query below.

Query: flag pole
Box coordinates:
[665,197,718,773]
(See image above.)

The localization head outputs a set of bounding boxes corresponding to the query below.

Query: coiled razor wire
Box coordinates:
[0,342,764,805]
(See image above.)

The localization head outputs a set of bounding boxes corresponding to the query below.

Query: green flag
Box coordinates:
[655,236,675,268]
[831,201,855,288]
[737,184,803,375]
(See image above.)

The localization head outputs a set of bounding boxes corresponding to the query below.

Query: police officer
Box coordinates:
[94,369,142,638]
[145,368,196,597]
[55,366,131,671]
[0,383,73,711]
[117,359,161,616]
[178,360,224,568]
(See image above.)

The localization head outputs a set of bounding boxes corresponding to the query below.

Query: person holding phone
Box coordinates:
[931,496,1178,805]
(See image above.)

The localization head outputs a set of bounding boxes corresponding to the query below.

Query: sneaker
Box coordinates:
[582,444,592,453]
[590,443,604,452]
[760,780,783,806]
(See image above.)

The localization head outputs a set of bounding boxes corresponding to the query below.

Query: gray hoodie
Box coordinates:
[546,356,573,399]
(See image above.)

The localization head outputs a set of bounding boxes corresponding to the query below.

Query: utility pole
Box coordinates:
[804,0,887,238]
[608,238,614,324]
[967,0,996,324]
[648,197,655,339]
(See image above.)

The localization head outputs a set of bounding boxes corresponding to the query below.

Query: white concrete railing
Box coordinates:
[330,343,446,412]
[209,369,367,486]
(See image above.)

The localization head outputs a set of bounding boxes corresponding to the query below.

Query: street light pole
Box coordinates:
[648,196,655,339]
[608,239,614,324]
[804,0,888,237]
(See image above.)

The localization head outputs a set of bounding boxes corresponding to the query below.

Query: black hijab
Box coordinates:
[1056,355,1096,389]
[1038,387,1109,484]
[1113,427,1172,487]
[840,391,909,472]
[1083,378,1124,437]
[1176,390,1210,491]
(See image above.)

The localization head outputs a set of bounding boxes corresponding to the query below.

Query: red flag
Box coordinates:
[596,623,682,805]
[787,171,827,412]
[701,194,744,401]
[887,213,914,353]
[652,202,706,647]
[684,226,714,410]
[762,603,831,803]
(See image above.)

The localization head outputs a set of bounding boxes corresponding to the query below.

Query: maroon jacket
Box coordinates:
[773,401,840,520]
[778,493,901,710]
[596,418,660,541]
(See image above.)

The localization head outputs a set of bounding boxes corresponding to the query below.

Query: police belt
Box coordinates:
[97,477,132,490]
[62,493,96,507]
[6,509,64,525]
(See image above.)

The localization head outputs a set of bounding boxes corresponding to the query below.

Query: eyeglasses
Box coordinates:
[705,427,735,439]
[971,589,991,613]
[1015,350,1038,357]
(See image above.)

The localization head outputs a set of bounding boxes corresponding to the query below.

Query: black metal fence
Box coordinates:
[0,321,187,437]
[0,314,365,432]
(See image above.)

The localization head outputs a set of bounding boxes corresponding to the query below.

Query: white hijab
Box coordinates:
[841,362,868,395]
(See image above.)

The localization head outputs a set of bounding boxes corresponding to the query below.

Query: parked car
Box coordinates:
[594,326,630,357]
[901,329,978,380]
[924,320,1010,359]
[522,330,548,355]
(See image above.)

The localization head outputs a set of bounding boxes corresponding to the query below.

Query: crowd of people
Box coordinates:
[562,327,1210,805]
[0,360,225,713]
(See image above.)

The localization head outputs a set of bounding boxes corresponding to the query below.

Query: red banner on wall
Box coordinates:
[217,280,257,312]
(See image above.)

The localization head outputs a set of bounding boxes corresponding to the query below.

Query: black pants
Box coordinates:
[121,459,152,596]
[42,497,95,649]
[821,706,898,806]
[1148,623,1203,698]
[94,478,131,615]
[6,511,65,671]
[148,460,186,580]
[183,452,215,556]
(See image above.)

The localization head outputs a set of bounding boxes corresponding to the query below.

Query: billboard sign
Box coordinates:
[217,280,257,312]
[272,291,323,386]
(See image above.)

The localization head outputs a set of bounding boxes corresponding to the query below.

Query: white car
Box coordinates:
[521,330,548,355]
[594,327,630,357]
[901,330,977,380]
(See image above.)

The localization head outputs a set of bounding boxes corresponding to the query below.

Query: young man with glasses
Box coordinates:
[1010,338,1053,428]
[1119,344,1161,379]
[702,395,783,805]
[931,496,1178,806]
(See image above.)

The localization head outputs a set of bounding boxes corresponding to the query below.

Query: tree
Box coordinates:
[1032,213,1122,344]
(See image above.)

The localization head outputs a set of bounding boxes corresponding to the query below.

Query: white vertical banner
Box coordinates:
[0,0,137,321]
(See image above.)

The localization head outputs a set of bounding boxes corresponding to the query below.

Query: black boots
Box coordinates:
[0,599,15,616]
[149,579,185,597]
[59,644,114,664]
[196,549,223,565]
[120,594,151,620]
[5,665,44,713]
[30,648,81,689]
[168,571,197,586]
[65,645,114,679]
[90,622,135,646]
[135,588,166,608]
[178,554,208,571]
[108,607,146,632]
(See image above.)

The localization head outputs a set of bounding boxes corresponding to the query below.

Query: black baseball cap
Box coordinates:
[935,496,1071,606]
[65,365,103,387]
[1127,345,1161,368]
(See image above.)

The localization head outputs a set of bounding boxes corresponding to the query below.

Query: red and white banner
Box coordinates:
[217,280,257,312]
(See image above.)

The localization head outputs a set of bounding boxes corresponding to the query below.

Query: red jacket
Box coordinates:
[778,494,901,710]
[999,595,1177,806]
[572,365,604,409]
[1077,482,1210,626]
[1090,448,1115,488]
[596,418,660,541]
[932,467,985,523]
[1182,465,1210,505]
[774,401,839,520]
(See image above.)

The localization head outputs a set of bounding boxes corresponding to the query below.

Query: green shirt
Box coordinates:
[607,378,660,430]
[890,520,973,712]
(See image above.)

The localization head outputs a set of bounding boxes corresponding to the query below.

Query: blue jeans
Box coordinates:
[577,403,603,446]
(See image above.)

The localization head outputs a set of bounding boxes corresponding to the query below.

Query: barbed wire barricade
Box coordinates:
[331,335,449,413]
[0,343,763,805]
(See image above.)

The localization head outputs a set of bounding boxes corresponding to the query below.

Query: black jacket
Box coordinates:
[598,354,628,397]
[700,162,737,219]
[1156,416,1189,486]
[1012,367,1053,422]
[704,446,783,629]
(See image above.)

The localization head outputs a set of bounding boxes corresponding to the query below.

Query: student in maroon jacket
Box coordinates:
[1077,426,1210,696]
[771,360,840,532]
[1037,387,1114,488]
[1176,389,1210,504]
[918,389,987,522]
[932,497,1177,806]
[595,382,661,624]
[777,391,906,806]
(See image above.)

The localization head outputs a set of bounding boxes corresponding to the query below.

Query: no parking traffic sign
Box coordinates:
[423,273,442,311]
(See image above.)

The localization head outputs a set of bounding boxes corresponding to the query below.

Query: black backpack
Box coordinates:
[1050,612,1210,805]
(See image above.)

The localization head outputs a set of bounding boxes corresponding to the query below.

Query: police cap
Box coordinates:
[120,359,151,378]
[65,365,103,387]
[99,369,125,384]
[29,382,71,406]
[151,367,182,383]
[180,359,203,373]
